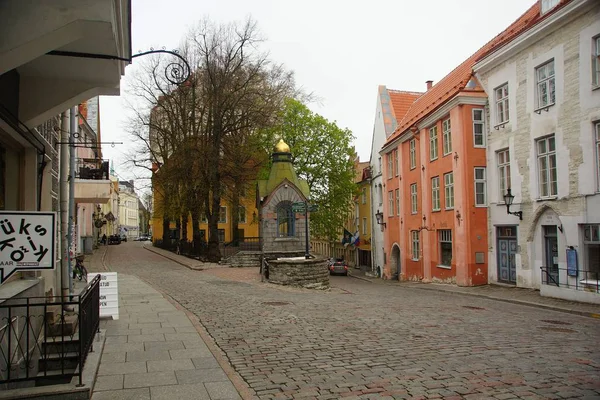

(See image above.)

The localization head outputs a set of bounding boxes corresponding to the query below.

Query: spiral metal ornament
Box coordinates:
[132,49,191,85]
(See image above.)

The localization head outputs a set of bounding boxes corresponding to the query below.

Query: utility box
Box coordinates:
[82,236,94,254]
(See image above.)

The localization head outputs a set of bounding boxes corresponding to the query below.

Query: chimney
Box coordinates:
[426,80,433,90]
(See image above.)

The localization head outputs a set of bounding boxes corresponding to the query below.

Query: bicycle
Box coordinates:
[73,255,88,282]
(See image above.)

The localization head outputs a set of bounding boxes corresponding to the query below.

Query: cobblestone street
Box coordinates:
[99,242,600,399]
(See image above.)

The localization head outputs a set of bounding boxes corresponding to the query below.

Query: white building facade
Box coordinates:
[475,0,600,303]
[119,181,140,240]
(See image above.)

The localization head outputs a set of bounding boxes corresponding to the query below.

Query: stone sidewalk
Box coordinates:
[348,268,600,318]
[90,274,246,400]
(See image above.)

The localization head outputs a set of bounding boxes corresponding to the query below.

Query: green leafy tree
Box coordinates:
[270,98,357,244]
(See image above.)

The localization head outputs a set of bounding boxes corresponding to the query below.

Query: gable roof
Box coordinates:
[388,90,423,124]
[386,0,570,144]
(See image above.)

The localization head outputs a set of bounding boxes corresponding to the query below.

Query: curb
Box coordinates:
[143,245,205,271]
[348,272,600,319]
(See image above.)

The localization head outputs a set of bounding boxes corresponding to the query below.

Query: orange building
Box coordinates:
[380,11,537,286]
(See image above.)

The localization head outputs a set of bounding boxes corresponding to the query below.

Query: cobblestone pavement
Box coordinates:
[105,242,600,400]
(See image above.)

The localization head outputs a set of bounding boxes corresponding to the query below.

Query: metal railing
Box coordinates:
[221,237,261,260]
[0,275,100,388]
[154,236,262,261]
[76,158,109,180]
[541,266,599,293]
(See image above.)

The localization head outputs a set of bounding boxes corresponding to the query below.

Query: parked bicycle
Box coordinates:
[73,255,88,282]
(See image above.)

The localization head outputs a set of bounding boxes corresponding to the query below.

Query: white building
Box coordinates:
[119,180,140,240]
[474,0,600,303]
[369,86,421,277]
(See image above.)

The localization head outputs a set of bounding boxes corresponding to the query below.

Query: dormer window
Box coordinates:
[540,0,559,14]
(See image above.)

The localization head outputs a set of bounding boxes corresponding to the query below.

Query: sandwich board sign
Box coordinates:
[89,272,119,320]
[0,211,56,284]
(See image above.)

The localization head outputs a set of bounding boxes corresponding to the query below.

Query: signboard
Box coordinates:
[89,272,119,320]
[566,248,578,277]
[0,211,56,284]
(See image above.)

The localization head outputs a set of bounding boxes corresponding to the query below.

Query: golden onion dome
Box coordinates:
[274,139,290,153]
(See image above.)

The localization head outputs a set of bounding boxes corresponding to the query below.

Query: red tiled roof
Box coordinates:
[386,0,571,144]
[388,90,423,122]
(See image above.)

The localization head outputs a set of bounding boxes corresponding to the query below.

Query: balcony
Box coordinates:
[74,158,111,203]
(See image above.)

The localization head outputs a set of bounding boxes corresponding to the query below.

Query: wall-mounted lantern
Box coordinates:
[504,188,523,220]
[375,210,386,228]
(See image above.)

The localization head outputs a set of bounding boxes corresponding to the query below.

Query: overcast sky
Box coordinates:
[100,0,534,188]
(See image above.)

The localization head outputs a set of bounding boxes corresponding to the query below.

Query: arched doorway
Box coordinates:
[390,244,401,280]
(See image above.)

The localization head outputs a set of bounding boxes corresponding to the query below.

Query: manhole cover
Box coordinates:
[539,327,576,333]
[462,306,485,310]
[263,301,291,306]
[540,319,572,325]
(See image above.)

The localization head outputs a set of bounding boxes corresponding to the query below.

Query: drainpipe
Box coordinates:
[68,106,77,295]
[60,111,69,303]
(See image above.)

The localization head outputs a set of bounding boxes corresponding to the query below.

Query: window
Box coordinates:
[409,139,416,170]
[431,176,440,211]
[536,60,555,109]
[276,201,295,237]
[429,126,438,160]
[361,187,367,204]
[596,123,600,190]
[239,206,247,224]
[388,191,394,216]
[444,172,454,209]
[583,224,600,277]
[218,229,225,243]
[475,167,487,206]
[410,183,417,214]
[541,0,559,14]
[362,217,367,235]
[393,149,399,176]
[219,206,227,223]
[378,184,383,206]
[438,230,452,267]
[395,188,400,216]
[378,157,382,175]
[594,36,600,87]
[442,119,452,156]
[387,154,393,179]
[411,231,420,261]
[497,149,511,202]
[537,135,557,198]
[201,213,208,223]
[473,109,485,147]
[495,84,509,124]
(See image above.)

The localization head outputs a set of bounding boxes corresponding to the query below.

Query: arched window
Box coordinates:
[276,201,295,237]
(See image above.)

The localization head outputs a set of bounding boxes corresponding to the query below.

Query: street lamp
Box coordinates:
[375,210,386,228]
[92,204,105,228]
[504,188,523,220]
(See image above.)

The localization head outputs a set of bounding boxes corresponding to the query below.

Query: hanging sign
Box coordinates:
[89,272,119,319]
[0,211,56,284]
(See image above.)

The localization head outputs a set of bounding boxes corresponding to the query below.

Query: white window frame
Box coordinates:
[362,217,367,235]
[442,119,452,156]
[537,135,558,198]
[429,126,438,161]
[361,187,366,204]
[438,229,452,268]
[411,230,420,261]
[219,206,227,223]
[239,206,247,224]
[409,139,416,170]
[541,0,559,14]
[495,83,509,125]
[497,149,511,202]
[388,190,394,217]
[395,188,400,216]
[474,167,487,207]
[393,149,399,176]
[596,123,600,191]
[410,183,417,214]
[431,176,440,211]
[594,36,600,88]
[535,59,555,110]
[473,109,485,148]
[444,172,454,210]
[378,184,383,206]
[387,154,393,179]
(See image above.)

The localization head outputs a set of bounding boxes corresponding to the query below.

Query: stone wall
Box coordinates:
[261,184,307,254]
[228,251,261,268]
[267,257,330,289]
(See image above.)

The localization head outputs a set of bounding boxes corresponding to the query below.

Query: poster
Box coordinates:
[0,211,56,284]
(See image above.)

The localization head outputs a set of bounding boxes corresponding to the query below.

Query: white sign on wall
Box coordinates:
[0,211,56,284]
[88,272,119,320]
